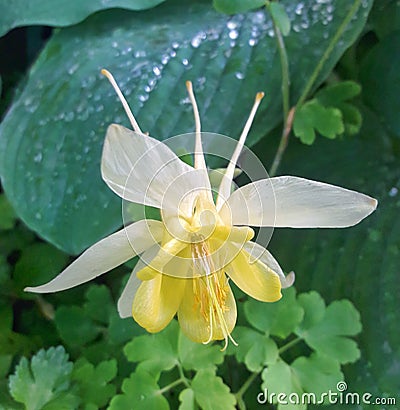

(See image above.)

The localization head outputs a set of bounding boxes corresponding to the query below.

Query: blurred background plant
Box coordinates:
[0,0,398,409]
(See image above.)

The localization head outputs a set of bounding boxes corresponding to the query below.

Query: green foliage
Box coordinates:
[0,0,167,37]
[244,287,304,338]
[13,243,69,294]
[296,293,362,364]
[232,327,278,372]
[72,358,117,408]
[293,81,362,145]
[8,346,78,410]
[55,284,142,350]
[191,369,236,410]
[0,194,16,230]
[108,370,169,410]
[0,0,372,254]
[360,31,400,138]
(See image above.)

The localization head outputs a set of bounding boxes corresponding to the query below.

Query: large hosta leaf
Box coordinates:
[263,107,399,403]
[0,0,372,254]
[0,0,167,37]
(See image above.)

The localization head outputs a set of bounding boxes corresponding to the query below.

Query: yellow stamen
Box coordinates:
[191,239,237,349]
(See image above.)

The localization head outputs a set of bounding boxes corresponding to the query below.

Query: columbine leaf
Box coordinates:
[244,287,304,338]
[0,0,373,254]
[123,320,179,377]
[315,81,362,136]
[108,312,144,345]
[178,331,223,371]
[0,0,167,37]
[8,346,75,410]
[296,298,362,364]
[55,306,99,347]
[293,100,344,145]
[83,284,114,325]
[261,359,305,410]
[179,389,195,410]
[108,370,169,410]
[291,353,343,398]
[231,326,278,372]
[72,358,117,407]
[191,369,236,410]
[269,2,291,36]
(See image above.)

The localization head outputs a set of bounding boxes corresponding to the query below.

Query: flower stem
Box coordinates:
[296,0,362,109]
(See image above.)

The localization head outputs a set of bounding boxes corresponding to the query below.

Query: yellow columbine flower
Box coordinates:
[26,70,377,349]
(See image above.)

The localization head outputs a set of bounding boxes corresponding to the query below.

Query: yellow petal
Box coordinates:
[132,274,185,333]
[225,247,282,302]
[177,273,237,344]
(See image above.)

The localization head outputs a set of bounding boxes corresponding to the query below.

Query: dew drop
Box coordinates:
[389,187,398,197]
[139,94,149,102]
[134,50,146,58]
[182,58,189,66]
[229,30,239,40]
[227,21,237,30]
[172,41,179,49]
[152,66,161,76]
[191,35,202,48]
[68,63,79,75]
[235,72,244,80]
[248,38,257,47]
[161,54,169,65]
[35,212,42,220]
[34,152,42,163]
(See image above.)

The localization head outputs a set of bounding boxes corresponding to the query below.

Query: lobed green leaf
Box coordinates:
[8,346,76,410]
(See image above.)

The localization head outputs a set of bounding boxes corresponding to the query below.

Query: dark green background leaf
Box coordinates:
[360,31,400,138]
[0,0,373,254]
[213,0,265,14]
[0,0,167,37]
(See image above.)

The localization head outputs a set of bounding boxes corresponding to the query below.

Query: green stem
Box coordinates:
[278,336,302,354]
[269,107,295,177]
[296,0,362,109]
[234,336,303,406]
[266,1,291,177]
[177,362,190,388]
[235,371,260,409]
[158,362,190,395]
[158,378,187,395]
